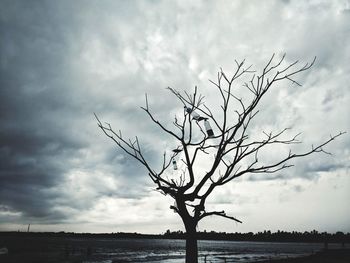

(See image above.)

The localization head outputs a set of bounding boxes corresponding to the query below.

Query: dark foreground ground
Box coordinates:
[1,249,350,263]
[261,249,350,263]
[0,232,349,262]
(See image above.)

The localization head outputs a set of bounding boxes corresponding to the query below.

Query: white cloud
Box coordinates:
[0,0,349,233]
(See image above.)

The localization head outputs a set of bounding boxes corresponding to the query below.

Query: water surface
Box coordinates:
[1,236,348,262]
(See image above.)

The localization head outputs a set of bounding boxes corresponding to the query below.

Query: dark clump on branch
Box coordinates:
[95,54,345,263]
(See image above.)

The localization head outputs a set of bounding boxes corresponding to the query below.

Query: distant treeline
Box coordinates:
[164,229,350,243]
[1,230,349,243]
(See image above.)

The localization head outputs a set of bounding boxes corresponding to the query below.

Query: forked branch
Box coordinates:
[96,54,344,228]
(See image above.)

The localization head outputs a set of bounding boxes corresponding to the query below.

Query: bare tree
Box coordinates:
[95,54,344,263]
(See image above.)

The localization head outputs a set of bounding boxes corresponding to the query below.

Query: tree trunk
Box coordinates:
[185,220,198,263]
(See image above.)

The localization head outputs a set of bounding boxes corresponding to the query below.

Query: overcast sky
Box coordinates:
[0,0,349,234]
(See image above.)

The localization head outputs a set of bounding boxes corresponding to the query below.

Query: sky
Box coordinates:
[0,0,349,234]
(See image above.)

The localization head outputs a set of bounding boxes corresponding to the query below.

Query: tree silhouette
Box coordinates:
[95,54,344,263]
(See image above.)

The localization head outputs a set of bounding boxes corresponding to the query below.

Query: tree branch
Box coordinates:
[199,210,242,223]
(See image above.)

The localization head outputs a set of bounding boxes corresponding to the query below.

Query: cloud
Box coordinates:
[0,0,349,232]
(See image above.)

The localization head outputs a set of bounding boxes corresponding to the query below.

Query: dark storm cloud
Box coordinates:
[0,1,84,222]
[0,126,84,221]
[0,0,113,223]
[0,0,165,224]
